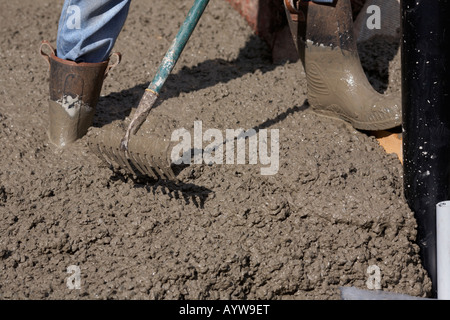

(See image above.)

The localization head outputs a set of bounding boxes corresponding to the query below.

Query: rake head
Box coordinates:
[87,122,176,181]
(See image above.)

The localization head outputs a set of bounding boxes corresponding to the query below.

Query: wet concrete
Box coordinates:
[0,0,432,299]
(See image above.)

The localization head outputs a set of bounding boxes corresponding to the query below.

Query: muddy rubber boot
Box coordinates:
[40,41,121,147]
[284,0,401,131]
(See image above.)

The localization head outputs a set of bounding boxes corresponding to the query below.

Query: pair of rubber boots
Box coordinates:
[284,0,401,130]
[40,41,120,147]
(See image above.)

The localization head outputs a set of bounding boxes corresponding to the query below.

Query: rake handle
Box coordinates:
[148,0,210,94]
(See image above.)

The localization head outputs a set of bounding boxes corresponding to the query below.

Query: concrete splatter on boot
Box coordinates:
[285,0,401,131]
[40,41,120,147]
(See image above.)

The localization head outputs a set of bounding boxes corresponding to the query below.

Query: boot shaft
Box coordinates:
[285,0,357,53]
[47,52,108,107]
[40,41,120,147]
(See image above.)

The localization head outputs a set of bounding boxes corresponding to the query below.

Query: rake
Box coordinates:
[89,0,210,180]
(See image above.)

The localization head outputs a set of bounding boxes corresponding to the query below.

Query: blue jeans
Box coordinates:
[56,0,131,63]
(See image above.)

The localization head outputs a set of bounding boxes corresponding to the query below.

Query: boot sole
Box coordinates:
[312,108,402,131]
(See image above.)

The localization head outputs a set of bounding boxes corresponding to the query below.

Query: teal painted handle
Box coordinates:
[147,0,210,94]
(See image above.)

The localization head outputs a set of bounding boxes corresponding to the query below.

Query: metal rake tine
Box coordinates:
[126,133,162,179]
[146,154,165,180]
[108,146,128,171]
[127,151,149,177]
[157,142,176,180]
[95,130,123,169]
[104,129,136,175]
[99,143,120,169]
[115,149,136,175]
[133,151,158,180]
[161,164,176,180]
[134,150,159,179]
[91,139,113,167]
[155,157,176,181]
[152,152,173,180]
[145,153,166,180]
[156,157,176,181]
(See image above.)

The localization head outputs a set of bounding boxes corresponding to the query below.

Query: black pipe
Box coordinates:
[402,0,450,297]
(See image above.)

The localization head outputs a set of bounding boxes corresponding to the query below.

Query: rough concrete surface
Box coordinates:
[0,0,432,299]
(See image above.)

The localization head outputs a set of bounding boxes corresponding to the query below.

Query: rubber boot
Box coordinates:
[39,41,120,147]
[284,0,402,131]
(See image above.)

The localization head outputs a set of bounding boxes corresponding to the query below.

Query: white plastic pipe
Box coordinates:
[436,201,450,299]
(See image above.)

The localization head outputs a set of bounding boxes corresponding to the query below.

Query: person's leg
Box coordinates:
[284,0,401,131]
[40,0,129,147]
[56,0,131,63]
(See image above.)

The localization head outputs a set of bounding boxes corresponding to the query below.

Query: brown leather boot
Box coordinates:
[40,41,120,147]
[284,0,401,131]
